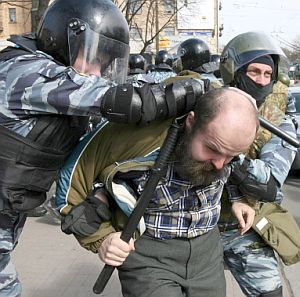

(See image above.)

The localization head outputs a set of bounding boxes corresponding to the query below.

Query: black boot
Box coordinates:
[260,286,283,297]
[27,206,47,217]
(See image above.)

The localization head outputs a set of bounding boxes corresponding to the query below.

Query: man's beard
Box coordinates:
[174,131,228,187]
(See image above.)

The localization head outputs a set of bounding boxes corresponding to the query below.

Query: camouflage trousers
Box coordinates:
[0,211,26,297]
[220,229,282,296]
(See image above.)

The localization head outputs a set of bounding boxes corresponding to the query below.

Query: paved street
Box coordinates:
[12,215,249,297]
[11,173,300,297]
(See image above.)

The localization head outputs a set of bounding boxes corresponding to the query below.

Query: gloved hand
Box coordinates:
[229,156,250,186]
[100,78,205,124]
[61,194,111,237]
[230,157,277,202]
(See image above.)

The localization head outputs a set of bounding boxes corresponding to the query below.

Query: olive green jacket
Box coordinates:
[59,119,172,253]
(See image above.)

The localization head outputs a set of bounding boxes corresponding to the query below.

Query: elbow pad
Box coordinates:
[230,159,277,201]
[100,78,205,124]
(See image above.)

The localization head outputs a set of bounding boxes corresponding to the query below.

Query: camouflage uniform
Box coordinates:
[126,73,155,86]
[219,81,297,296]
[0,212,26,297]
[0,49,110,296]
[145,70,176,84]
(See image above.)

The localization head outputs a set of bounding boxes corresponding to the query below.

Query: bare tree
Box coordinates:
[282,39,300,64]
[29,0,198,54]
[282,47,300,64]
[114,0,190,54]
[31,0,50,32]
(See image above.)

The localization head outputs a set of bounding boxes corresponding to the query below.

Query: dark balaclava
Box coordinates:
[234,55,275,107]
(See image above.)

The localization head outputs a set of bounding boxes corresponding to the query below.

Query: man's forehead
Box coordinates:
[203,137,242,157]
[247,63,273,71]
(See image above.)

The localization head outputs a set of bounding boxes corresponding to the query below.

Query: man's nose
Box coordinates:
[211,157,227,170]
[255,74,269,86]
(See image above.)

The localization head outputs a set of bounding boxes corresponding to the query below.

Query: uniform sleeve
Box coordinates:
[230,117,297,202]
[239,117,297,200]
[5,54,110,116]
[257,116,297,186]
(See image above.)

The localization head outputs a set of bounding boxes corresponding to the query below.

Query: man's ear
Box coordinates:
[186,111,195,130]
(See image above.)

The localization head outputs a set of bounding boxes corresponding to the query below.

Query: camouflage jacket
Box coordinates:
[145,70,176,84]
[220,81,297,222]
[0,46,110,136]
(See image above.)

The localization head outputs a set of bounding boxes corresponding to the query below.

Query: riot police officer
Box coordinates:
[146,50,176,83]
[154,50,173,71]
[219,31,297,297]
[128,54,146,75]
[210,53,221,78]
[176,38,222,88]
[0,0,204,295]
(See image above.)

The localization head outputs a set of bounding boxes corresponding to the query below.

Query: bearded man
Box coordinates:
[55,87,259,297]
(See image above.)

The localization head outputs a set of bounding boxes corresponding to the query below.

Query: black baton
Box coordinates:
[93,117,184,294]
[259,116,300,148]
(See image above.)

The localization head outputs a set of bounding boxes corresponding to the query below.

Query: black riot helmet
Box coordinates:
[210,54,221,78]
[177,38,211,71]
[36,0,130,83]
[146,63,156,73]
[129,54,146,74]
[211,54,221,64]
[155,50,173,67]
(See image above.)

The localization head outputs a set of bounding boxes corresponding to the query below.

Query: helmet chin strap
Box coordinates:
[234,71,274,107]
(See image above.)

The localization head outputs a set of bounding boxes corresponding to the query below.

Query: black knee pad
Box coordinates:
[260,286,282,297]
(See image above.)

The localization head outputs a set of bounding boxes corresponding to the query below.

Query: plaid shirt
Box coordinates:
[136,162,232,239]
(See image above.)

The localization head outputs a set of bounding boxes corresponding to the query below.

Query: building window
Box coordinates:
[164,0,175,14]
[130,27,142,40]
[9,8,17,23]
[129,0,142,14]
[163,27,175,36]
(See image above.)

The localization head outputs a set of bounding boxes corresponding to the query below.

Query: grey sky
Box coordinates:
[219,0,300,49]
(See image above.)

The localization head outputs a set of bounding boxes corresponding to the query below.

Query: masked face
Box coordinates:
[174,130,229,187]
[235,62,274,107]
[246,63,273,85]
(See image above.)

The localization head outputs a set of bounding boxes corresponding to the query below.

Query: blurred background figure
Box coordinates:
[210,53,222,80]
[146,63,156,74]
[146,50,176,83]
[127,54,155,84]
[128,54,146,75]
[176,38,222,89]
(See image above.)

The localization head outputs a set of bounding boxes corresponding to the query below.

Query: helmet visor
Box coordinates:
[225,32,286,72]
[68,20,129,84]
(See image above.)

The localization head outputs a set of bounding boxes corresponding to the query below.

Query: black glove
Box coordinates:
[230,158,277,201]
[100,79,205,124]
[61,194,111,237]
[230,158,250,186]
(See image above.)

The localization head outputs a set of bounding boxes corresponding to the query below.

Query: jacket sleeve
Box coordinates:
[230,116,297,202]
[56,120,171,252]
[55,120,118,253]
[4,54,205,124]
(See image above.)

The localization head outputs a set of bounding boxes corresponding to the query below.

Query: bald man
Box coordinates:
[56,87,259,297]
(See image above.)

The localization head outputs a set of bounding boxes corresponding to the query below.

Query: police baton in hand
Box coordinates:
[93,116,184,294]
[259,116,300,148]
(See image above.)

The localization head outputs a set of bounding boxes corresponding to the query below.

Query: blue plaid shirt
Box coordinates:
[136,162,234,239]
